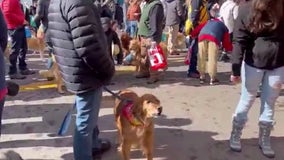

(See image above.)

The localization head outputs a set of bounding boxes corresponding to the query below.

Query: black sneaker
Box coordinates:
[256,91,261,98]
[92,139,111,159]
[8,73,26,80]
[20,69,36,75]
[219,52,230,62]
[200,78,205,84]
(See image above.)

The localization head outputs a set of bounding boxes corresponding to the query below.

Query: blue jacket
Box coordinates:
[191,18,232,51]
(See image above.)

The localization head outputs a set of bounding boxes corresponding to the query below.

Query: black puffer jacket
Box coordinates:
[48,0,115,94]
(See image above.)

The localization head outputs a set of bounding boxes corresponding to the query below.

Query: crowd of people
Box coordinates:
[0,0,284,159]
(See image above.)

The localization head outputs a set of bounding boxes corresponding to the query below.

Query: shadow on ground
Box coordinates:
[60,129,284,160]
[1,101,283,160]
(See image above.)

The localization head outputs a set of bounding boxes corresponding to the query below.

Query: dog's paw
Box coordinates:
[117,146,122,152]
[58,88,65,94]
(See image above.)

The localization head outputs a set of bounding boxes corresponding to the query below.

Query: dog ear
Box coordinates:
[140,94,160,105]
[146,100,151,104]
[132,98,145,117]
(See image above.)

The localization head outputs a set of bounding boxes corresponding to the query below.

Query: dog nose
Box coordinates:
[157,107,163,116]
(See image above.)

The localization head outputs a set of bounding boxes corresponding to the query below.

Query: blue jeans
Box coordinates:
[123,3,128,29]
[0,98,5,136]
[234,63,284,123]
[73,88,103,160]
[126,21,138,38]
[187,38,198,74]
[8,27,28,74]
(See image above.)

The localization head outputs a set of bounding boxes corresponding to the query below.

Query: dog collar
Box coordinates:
[122,103,144,127]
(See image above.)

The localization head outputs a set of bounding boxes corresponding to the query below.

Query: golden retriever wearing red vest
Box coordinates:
[114,89,162,160]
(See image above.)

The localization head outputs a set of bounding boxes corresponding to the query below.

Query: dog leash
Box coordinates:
[57,86,132,136]
[102,86,132,102]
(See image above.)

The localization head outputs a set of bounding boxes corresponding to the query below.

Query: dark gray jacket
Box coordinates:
[149,2,165,43]
[164,0,183,26]
[48,0,115,94]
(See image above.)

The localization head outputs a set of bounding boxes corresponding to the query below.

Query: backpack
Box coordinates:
[185,0,209,35]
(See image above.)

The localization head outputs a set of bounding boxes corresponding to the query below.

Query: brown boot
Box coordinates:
[135,72,150,78]
[147,78,159,84]
[147,70,160,84]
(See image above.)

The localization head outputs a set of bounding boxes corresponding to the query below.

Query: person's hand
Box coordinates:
[230,75,241,84]
[23,20,29,25]
[145,38,152,47]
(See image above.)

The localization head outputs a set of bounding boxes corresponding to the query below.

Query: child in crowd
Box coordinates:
[191,4,232,85]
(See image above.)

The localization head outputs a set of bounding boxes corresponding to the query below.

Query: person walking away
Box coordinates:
[164,0,183,55]
[229,0,284,158]
[137,0,165,84]
[48,0,115,159]
[127,0,141,38]
[191,5,232,85]
[1,0,35,79]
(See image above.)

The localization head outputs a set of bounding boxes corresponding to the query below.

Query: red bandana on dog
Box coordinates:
[122,103,144,126]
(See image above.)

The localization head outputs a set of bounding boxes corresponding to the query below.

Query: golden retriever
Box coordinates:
[5,32,46,61]
[176,32,187,50]
[128,39,141,70]
[27,37,46,61]
[114,89,162,160]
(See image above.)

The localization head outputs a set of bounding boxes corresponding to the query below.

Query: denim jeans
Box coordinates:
[188,38,198,73]
[73,87,103,160]
[234,63,284,123]
[8,27,28,74]
[126,21,138,38]
[122,3,128,30]
[0,98,5,136]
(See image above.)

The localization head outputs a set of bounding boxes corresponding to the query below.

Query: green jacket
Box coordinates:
[138,0,164,42]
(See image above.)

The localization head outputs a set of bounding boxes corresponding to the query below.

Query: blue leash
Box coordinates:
[57,86,131,136]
